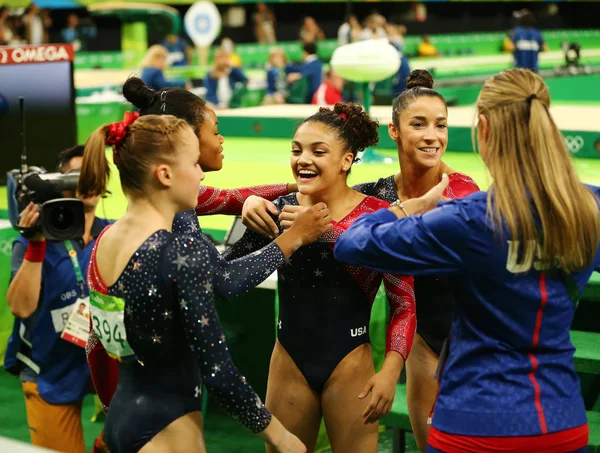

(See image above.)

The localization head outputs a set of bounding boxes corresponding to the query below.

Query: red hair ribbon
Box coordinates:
[106,111,140,148]
[338,113,348,123]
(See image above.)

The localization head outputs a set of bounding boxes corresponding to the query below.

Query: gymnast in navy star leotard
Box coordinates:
[78,112,327,452]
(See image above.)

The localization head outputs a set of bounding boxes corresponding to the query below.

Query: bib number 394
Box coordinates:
[89,291,134,360]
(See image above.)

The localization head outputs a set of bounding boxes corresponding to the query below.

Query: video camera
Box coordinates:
[6,98,84,242]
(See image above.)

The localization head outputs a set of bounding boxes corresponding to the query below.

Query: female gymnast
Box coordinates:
[225,102,416,453]
[87,78,321,412]
[78,113,332,452]
[335,68,599,453]
[243,69,479,449]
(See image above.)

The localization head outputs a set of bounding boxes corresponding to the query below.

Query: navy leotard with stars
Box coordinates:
[87,228,271,453]
[173,210,285,299]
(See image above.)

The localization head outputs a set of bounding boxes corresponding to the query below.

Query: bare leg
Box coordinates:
[265,340,322,453]
[406,334,440,453]
[140,412,205,453]
[322,344,378,453]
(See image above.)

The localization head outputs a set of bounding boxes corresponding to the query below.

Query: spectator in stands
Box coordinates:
[220,36,242,68]
[286,42,323,104]
[40,8,51,44]
[4,146,109,453]
[61,14,81,50]
[312,68,344,106]
[254,2,276,44]
[508,9,548,73]
[389,25,411,95]
[360,13,387,40]
[140,44,189,91]
[5,13,23,45]
[387,23,404,48]
[502,30,513,53]
[264,47,288,105]
[161,33,193,67]
[337,14,362,46]
[204,48,248,109]
[22,3,43,44]
[0,6,13,45]
[299,16,325,44]
[418,34,438,57]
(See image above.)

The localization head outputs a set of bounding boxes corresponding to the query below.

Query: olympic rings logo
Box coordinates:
[0,240,13,256]
[564,135,584,154]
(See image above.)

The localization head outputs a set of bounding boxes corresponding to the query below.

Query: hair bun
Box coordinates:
[123,77,155,110]
[332,102,379,153]
[406,69,434,90]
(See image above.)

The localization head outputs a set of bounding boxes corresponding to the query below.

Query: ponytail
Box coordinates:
[78,125,111,198]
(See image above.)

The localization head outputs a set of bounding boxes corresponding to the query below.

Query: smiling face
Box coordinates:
[196,108,225,172]
[389,96,448,170]
[291,121,354,196]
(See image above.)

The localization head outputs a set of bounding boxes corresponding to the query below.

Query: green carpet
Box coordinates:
[3,137,600,235]
[0,369,419,453]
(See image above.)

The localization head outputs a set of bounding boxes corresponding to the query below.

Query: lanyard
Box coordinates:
[64,240,85,298]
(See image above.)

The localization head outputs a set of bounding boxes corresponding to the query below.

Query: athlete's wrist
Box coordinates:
[258,416,285,446]
[274,230,302,260]
[381,351,405,379]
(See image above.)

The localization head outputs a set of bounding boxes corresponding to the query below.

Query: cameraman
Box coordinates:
[4,145,109,453]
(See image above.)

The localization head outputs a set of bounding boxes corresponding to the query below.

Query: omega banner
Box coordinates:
[0,43,75,65]
[0,43,77,183]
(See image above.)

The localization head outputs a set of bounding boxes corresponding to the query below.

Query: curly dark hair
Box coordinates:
[299,101,379,161]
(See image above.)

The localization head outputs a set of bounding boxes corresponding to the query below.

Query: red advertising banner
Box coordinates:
[0,44,75,65]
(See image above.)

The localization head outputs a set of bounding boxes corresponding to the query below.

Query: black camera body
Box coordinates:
[9,167,85,241]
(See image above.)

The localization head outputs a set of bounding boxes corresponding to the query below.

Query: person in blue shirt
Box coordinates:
[286,42,323,104]
[264,47,288,105]
[334,68,598,453]
[4,145,109,453]
[60,14,79,49]
[204,48,248,109]
[509,9,548,73]
[161,33,193,67]
[140,44,188,92]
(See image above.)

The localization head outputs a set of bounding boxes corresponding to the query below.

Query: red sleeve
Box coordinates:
[195,184,290,216]
[443,173,480,200]
[86,325,118,413]
[382,274,416,361]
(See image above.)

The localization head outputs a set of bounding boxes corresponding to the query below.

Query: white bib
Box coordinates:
[89,291,134,360]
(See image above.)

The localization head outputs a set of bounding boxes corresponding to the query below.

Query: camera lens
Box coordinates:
[41,199,85,241]
[50,205,74,231]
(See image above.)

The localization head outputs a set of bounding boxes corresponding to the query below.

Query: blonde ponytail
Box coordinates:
[476,69,599,273]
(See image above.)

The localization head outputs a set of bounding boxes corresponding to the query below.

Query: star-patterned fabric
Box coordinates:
[224,194,415,393]
[353,172,480,355]
[86,227,271,449]
[172,210,286,300]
